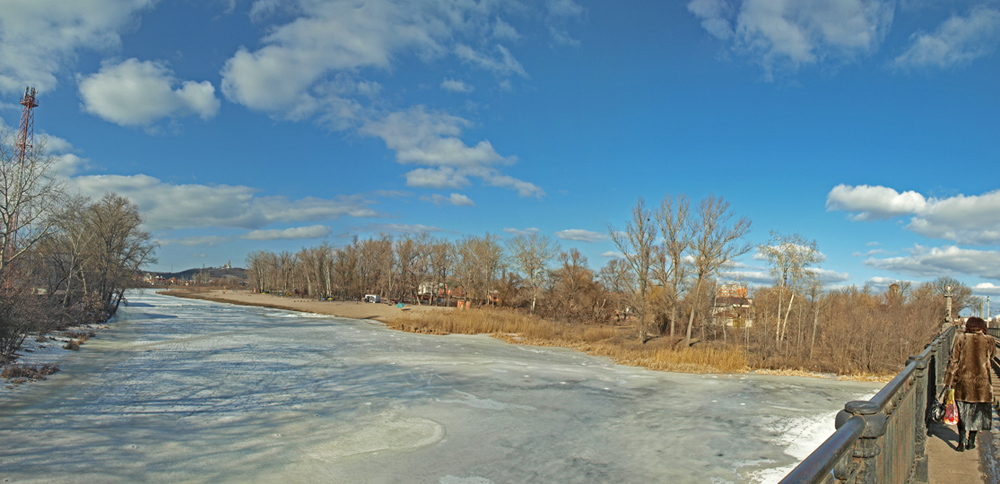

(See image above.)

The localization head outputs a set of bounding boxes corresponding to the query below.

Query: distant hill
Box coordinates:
[147,267,247,281]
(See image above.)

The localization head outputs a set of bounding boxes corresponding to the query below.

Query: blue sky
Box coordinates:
[1,0,999,298]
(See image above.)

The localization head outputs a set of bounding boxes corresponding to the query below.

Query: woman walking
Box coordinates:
[944,316,995,451]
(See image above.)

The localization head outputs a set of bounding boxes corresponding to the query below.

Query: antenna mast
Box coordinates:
[3,86,38,287]
[15,86,38,164]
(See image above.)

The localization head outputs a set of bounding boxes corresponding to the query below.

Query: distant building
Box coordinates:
[714,284,753,327]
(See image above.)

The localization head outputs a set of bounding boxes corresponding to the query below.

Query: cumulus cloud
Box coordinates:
[67,174,378,231]
[79,59,220,127]
[827,184,928,220]
[242,225,331,241]
[687,0,893,77]
[892,7,1000,69]
[422,193,475,206]
[972,282,1000,296]
[828,184,1000,244]
[864,245,1000,279]
[0,0,156,93]
[555,229,606,242]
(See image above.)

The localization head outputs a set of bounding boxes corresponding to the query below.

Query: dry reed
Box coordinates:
[387,307,749,374]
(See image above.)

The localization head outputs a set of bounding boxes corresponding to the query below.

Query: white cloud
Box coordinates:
[546,0,584,46]
[221,0,530,117]
[454,44,528,77]
[892,7,1000,69]
[555,229,606,242]
[805,267,851,283]
[826,184,928,220]
[440,78,474,93]
[79,59,220,127]
[504,227,540,236]
[492,17,520,41]
[723,269,772,285]
[242,225,331,241]
[853,248,889,257]
[972,282,1000,297]
[601,250,625,259]
[828,184,1000,244]
[361,106,543,197]
[688,0,893,77]
[218,0,553,199]
[422,193,475,206]
[0,0,156,94]
[864,244,1000,279]
[67,174,378,231]
[354,223,443,234]
[157,235,231,247]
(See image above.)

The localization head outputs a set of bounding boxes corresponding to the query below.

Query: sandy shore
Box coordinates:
[158,288,449,323]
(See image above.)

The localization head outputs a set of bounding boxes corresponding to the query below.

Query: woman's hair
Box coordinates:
[965,316,988,334]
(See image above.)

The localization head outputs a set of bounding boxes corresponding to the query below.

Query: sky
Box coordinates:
[0,0,999,303]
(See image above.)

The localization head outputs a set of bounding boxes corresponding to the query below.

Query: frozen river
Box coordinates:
[0,290,881,483]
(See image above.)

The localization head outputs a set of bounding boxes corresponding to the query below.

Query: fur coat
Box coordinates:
[944,331,996,403]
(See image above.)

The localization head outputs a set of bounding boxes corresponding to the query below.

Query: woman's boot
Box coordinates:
[968,431,978,450]
[958,421,967,451]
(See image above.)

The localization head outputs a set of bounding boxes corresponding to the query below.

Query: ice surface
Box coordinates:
[0,290,881,483]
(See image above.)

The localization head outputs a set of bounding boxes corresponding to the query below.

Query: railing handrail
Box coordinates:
[779,325,957,484]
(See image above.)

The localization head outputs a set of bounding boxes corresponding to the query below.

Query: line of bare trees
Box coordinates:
[0,130,157,363]
[243,190,961,374]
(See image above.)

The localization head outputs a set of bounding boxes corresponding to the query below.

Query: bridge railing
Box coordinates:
[779,325,957,484]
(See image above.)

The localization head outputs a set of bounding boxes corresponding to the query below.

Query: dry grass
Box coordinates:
[2,363,60,382]
[386,307,749,374]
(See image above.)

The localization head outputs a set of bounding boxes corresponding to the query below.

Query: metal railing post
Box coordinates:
[907,353,929,482]
[843,401,886,484]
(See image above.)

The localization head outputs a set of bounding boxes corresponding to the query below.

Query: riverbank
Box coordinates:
[162,288,751,374]
[160,288,450,322]
[161,288,896,380]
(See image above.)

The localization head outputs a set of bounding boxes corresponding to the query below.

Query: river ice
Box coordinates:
[0,291,881,483]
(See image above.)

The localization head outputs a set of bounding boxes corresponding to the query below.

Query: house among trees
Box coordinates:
[713,283,753,328]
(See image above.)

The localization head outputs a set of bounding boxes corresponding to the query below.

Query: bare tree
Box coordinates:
[427,237,452,306]
[599,257,635,322]
[654,194,691,339]
[609,198,656,342]
[758,231,823,344]
[685,195,751,346]
[506,233,559,312]
[83,193,157,315]
[0,132,64,279]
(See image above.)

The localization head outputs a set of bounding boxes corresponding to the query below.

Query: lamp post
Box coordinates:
[944,285,953,331]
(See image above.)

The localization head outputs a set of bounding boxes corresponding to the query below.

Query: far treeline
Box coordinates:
[246,195,962,375]
[0,130,156,364]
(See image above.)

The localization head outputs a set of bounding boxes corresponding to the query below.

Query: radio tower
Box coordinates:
[3,86,38,287]
[15,86,38,164]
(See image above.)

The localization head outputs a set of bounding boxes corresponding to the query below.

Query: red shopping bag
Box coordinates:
[943,389,958,426]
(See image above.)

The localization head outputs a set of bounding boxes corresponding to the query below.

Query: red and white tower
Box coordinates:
[3,87,38,285]
[14,86,38,164]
